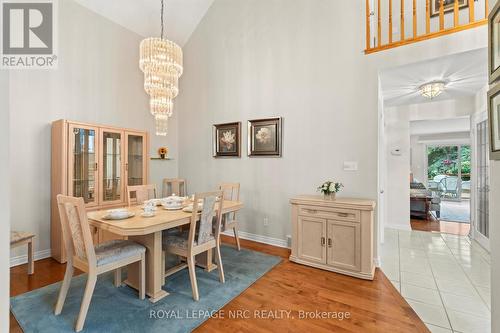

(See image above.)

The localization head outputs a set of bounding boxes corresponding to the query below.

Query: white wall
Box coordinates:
[177,0,380,247]
[384,107,411,229]
[8,0,179,262]
[0,71,10,332]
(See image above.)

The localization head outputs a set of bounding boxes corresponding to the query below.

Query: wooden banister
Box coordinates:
[365,0,488,54]
[378,0,381,47]
[401,0,405,40]
[439,0,445,30]
[389,0,393,43]
[486,0,489,18]
[469,0,475,23]
[366,0,371,50]
[413,0,417,38]
[426,0,430,34]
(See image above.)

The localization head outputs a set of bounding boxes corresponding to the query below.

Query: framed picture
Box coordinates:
[212,122,241,157]
[489,0,500,83]
[488,84,500,160]
[430,0,468,17]
[247,117,282,157]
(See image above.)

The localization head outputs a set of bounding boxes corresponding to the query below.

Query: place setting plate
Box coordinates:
[102,209,135,220]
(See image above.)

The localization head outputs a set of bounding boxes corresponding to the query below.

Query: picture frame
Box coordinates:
[489,0,500,83]
[247,117,282,157]
[430,0,468,17]
[212,122,241,158]
[487,84,500,160]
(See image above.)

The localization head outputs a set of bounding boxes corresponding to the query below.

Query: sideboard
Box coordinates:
[290,195,376,280]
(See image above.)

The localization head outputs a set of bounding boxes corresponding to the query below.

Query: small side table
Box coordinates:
[10,231,35,275]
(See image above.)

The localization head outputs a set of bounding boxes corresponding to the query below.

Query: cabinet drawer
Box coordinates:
[298,205,360,222]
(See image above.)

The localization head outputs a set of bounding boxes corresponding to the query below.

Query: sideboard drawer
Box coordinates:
[298,205,360,222]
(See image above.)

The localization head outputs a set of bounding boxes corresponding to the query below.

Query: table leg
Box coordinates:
[125,231,169,303]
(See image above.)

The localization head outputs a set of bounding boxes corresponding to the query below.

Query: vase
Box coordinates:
[324,193,336,200]
[160,153,166,159]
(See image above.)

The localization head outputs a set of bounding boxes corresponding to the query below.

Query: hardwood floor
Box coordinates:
[410,218,470,236]
[10,235,429,333]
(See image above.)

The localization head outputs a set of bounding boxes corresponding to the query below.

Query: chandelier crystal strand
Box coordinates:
[139,0,183,135]
[155,114,169,136]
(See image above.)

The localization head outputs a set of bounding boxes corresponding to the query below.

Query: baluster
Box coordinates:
[469,0,475,23]
[378,0,381,47]
[366,0,371,49]
[389,0,393,43]
[454,0,459,27]
[426,0,430,34]
[401,0,405,40]
[439,0,444,30]
[413,0,417,38]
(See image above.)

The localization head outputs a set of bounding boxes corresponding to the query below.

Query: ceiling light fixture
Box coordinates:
[419,81,446,99]
[139,0,183,136]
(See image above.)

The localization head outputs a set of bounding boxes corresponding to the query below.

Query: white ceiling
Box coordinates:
[379,48,488,107]
[74,0,214,46]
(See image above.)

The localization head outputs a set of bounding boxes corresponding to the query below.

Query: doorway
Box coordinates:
[426,144,471,223]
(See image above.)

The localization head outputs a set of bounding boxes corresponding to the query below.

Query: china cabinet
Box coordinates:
[51,120,149,263]
[290,195,375,280]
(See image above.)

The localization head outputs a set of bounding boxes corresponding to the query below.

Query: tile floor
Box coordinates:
[380,228,491,333]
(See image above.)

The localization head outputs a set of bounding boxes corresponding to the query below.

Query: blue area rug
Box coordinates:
[11,246,281,333]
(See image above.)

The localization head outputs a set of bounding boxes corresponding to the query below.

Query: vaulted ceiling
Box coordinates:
[379,48,488,107]
[74,0,214,46]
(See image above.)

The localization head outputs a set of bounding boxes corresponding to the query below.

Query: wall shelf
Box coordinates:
[150,157,173,160]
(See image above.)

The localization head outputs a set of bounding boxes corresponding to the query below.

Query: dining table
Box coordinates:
[87,199,243,303]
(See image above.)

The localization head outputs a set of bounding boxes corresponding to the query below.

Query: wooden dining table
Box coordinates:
[87,200,243,303]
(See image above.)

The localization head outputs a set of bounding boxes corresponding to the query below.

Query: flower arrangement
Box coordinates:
[317,181,343,200]
[158,147,168,159]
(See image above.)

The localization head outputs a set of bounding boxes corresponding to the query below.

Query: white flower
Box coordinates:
[256,128,272,144]
[329,183,335,192]
[220,131,235,149]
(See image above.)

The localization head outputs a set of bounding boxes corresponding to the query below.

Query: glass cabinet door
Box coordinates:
[100,129,124,204]
[126,133,146,186]
[69,125,98,206]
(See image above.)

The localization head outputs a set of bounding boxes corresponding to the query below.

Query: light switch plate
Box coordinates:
[343,161,358,171]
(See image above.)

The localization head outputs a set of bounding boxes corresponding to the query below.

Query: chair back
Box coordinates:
[127,184,157,206]
[162,178,187,197]
[219,182,239,221]
[56,195,96,266]
[188,191,223,249]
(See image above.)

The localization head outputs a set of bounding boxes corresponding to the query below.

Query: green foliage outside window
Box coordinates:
[427,145,471,180]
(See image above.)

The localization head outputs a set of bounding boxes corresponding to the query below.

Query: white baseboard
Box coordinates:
[10,249,51,267]
[222,230,289,249]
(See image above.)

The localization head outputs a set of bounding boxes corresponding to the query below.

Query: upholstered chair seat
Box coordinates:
[10,231,35,245]
[95,240,146,266]
[163,231,214,250]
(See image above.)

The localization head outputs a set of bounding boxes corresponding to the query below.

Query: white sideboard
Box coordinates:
[290,195,376,280]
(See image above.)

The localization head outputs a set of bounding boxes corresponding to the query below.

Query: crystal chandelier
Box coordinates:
[419,81,445,99]
[139,0,183,136]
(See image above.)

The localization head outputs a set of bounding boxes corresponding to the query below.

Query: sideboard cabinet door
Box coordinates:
[297,216,327,264]
[99,128,125,206]
[68,124,99,208]
[327,220,361,271]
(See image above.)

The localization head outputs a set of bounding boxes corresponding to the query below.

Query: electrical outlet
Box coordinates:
[263,217,269,227]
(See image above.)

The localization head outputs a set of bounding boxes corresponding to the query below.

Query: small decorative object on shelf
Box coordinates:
[158,147,168,159]
[317,181,343,200]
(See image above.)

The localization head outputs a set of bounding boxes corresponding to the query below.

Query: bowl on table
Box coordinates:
[161,194,186,210]
[104,208,134,220]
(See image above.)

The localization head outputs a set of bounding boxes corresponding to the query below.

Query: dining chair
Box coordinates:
[10,231,35,275]
[219,182,241,251]
[127,184,157,206]
[162,191,225,301]
[55,195,146,332]
[162,178,187,197]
